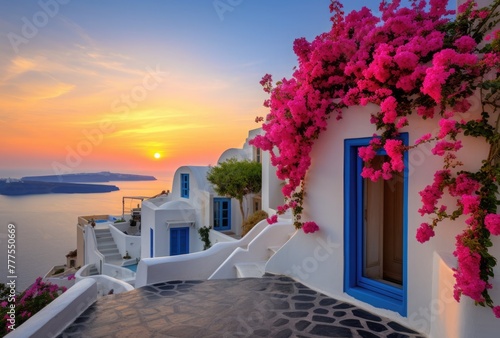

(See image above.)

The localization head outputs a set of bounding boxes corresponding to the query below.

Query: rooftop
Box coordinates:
[58,275,423,337]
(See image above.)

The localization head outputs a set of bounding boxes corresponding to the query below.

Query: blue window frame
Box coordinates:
[213,197,231,231]
[170,227,189,256]
[181,173,189,198]
[150,228,154,258]
[344,134,408,316]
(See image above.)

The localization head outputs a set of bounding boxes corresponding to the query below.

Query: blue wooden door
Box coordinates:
[213,198,231,231]
[170,227,189,255]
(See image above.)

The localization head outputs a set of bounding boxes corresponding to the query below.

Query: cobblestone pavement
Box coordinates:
[58,275,425,337]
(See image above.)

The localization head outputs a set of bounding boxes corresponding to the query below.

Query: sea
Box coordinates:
[0,177,171,292]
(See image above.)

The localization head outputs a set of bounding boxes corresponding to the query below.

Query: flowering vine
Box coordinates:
[251,0,500,317]
[1,277,67,334]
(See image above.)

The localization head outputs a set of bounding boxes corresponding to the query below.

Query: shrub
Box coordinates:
[1,277,66,335]
[242,210,269,236]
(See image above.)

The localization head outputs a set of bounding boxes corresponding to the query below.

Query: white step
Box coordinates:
[235,261,266,278]
[97,242,116,250]
[89,265,99,276]
[105,253,123,261]
[100,247,120,255]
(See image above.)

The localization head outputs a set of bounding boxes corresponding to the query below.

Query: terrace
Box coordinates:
[56,274,424,337]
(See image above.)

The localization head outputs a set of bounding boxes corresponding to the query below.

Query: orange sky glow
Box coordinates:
[0,1,337,188]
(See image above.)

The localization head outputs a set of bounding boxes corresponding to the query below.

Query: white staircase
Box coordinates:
[88,264,99,276]
[234,240,290,278]
[235,261,267,278]
[94,228,122,263]
[210,221,295,279]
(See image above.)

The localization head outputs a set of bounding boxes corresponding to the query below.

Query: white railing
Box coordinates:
[85,225,105,274]
[209,229,237,244]
[75,264,135,294]
[108,223,141,260]
[209,220,295,279]
[6,279,97,338]
[135,218,272,287]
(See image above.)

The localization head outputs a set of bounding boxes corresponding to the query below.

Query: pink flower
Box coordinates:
[485,214,500,235]
[449,174,480,197]
[415,133,432,144]
[416,223,435,243]
[493,306,500,318]
[437,118,458,139]
[396,117,408,128]
[458,0,475,14]
[453,234,487,303]
[384,139,404,172]
[0,301,7,308]
[454,36,477,53]
[394,51,419,69]
[461,194,480,214]
[381,96,398,124]
[302,221,319,234]
[267,215,278,224]
[432,140,462,156]
[358,145,376,162]
[260,74,273,93]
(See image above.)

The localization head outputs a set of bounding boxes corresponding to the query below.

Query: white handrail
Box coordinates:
[87,225,105,274]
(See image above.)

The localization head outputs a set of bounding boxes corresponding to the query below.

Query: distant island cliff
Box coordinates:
[0,172,156,196]
[21,171,157,183]
[0,180,119,196]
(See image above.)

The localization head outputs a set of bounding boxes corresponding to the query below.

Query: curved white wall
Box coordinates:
[109,224,141,259]
[6,279,97,338]
[135,219,271,287]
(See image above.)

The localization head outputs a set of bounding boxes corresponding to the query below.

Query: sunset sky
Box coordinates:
[0,1,412,185]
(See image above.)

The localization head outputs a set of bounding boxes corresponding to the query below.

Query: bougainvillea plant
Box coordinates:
[1,277,67,334]
[251,0,500,317]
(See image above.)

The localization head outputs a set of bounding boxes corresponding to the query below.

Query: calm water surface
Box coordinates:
[0,179,171,292]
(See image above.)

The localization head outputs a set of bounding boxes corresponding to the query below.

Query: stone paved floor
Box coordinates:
[58,275,425,338]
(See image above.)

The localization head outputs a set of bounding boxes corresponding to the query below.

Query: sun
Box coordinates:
[154,152,161,159]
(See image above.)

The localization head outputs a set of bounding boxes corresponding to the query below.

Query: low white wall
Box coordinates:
[209,221,295,279]
[209,229,238,244]
[75,264,94,278]
[43,266,77,289]
[43,277,75,290]
[102,263,135,282]
[111,220,130,232]
[85,275,134,297]
[6,279,97,338]
[429,251,500,338]
[109,224,141,259]
[84,225,104,273]
[135,219,271,287]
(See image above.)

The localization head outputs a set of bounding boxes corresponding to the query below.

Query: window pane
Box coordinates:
[363,155,403,286]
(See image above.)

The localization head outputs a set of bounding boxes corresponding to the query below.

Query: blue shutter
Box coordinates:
[213,198,231,231]
[170,227,189,255]
[150,228,154,258]
[181,174,189,198]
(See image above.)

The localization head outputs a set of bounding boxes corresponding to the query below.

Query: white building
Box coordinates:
[140,128,264,258]
[263,100,499,337]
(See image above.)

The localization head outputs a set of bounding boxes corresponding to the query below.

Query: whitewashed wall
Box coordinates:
[266,103,500,336]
